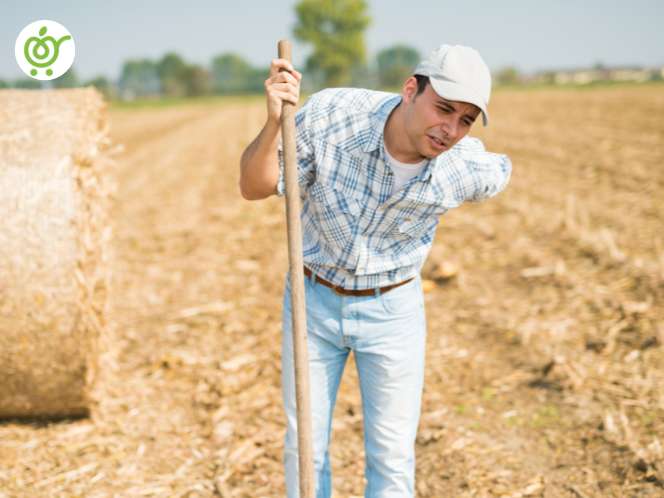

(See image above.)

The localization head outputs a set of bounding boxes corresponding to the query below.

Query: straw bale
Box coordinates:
[0,88,112,419]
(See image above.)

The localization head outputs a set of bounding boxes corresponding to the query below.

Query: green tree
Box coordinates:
[181,64,212,97]
[0,80,8,89]
[294,0,370,87]
[248,67,270,93]
[495,66,521,86]
[376,45,420,88]
[157,52,189,97]
[119,59,160,98]
[539,71,556,85]
[13,78,41,89]
[84,75,115,99]
[211,53,253,94]
[211,53,268,94]
[53,67,80,88]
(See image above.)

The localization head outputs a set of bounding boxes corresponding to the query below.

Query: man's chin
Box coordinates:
[421,146,449,158]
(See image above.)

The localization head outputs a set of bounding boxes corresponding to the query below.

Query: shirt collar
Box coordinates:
[364,94,434,182]
[363,94,401,154]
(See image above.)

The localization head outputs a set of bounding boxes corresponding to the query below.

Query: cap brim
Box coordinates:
[428,77,489,126]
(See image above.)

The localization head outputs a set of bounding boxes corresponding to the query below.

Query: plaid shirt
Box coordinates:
[277,88,512,290]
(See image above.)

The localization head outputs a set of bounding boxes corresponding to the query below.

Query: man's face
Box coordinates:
[401,77,481,159]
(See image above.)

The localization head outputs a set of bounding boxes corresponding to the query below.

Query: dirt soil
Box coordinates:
[1,86,663,497]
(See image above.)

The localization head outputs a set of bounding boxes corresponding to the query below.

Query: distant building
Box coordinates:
[525,65,663,85]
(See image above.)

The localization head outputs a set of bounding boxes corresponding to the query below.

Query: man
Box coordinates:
[239,44,512,498]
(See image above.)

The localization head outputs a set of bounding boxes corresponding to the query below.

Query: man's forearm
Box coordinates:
[239,119,281,200]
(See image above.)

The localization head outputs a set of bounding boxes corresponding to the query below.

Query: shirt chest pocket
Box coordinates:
[398,216,438,240]
[398,217,431,235]
[379,215,439,252]
[308,182,362,242]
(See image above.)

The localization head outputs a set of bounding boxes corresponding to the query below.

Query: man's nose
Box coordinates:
[441,119,458,140]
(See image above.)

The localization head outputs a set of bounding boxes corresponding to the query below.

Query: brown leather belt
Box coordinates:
[303,266,414,297]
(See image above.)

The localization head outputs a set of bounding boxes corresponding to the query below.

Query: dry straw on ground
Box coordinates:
[0,87,662,497]
[0,88,113,419]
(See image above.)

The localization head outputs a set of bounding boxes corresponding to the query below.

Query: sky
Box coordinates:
[2,0,664,82]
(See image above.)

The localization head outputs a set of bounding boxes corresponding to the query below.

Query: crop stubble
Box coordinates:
[0,86,662,497]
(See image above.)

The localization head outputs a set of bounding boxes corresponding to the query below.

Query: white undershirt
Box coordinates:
[384,146,427,195]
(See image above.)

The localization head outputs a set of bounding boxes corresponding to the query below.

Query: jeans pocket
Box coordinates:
[380,276,422,315]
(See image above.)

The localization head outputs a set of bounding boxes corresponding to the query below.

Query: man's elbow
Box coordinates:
[238,180,276,201]
[238,181,261,200]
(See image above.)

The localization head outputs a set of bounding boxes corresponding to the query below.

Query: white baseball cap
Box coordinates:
[414,44,491,126]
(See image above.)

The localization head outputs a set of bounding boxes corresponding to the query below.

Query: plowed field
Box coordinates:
[1,86,663,497]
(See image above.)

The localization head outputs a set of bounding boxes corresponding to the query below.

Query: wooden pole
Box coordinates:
[278,39,315,498]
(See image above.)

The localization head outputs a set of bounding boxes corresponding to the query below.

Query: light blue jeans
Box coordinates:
[281,269,427,498]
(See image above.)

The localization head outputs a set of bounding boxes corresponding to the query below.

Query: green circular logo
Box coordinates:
[15,20,75,81]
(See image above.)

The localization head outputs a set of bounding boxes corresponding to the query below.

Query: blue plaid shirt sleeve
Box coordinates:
[276,97,316,197]
[456,137,512,202]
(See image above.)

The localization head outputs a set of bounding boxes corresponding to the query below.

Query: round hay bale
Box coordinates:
[0,88,112,419]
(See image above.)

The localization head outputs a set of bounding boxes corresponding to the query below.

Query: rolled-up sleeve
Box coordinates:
[456,137,512,202]
[276,97,316,197]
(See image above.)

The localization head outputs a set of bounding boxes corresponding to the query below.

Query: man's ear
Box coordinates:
[402,76,418,104]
